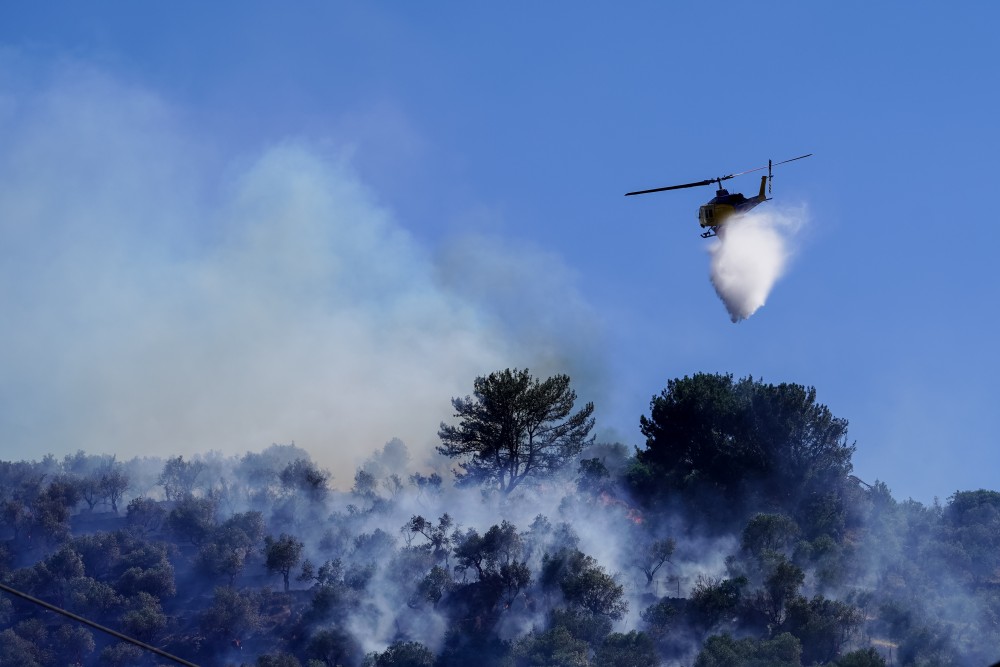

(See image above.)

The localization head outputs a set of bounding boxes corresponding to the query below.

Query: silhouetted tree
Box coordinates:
[782,594,863,664]
[119,591,167,642]
[687,575,747,632]
[126,496,165,534]
[264,533,304,592]
[542,549,627,620]
[636,374,854,524]
[740,513,800,557]
[157,456,205,501]
[308,626,362,667]
[0,627,45,667]
[53,624,96,666]
[405,513,454,564]
[438,369,595,494]
[641,597,681,641]
[576,457,611,495]
[280,458,330,502]
[198,511,265,584]
[631,537,675,587]
[99,467,130,513]
[200,586,263,641]
[165,495,216,545]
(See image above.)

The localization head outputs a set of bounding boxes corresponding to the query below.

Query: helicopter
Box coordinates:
[625,153,812,238]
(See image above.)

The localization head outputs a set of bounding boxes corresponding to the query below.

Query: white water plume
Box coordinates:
[708,208,804,322]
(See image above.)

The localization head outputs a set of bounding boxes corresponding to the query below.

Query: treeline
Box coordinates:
[0,371,998,666]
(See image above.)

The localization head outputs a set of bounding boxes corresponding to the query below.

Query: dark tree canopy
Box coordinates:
[264,533,304,592]
[438,369,595,494]
[636,374,854,522]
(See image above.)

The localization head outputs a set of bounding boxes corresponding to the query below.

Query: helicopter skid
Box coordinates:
[700,229,717,239]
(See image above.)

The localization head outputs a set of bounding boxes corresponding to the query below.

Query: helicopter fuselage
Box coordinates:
[697,176,769,238]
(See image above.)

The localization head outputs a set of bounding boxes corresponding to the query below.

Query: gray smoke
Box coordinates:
[0,63,606,476]
[707,208,804,322]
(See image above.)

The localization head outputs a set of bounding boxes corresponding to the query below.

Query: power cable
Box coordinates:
[0,581,200,667]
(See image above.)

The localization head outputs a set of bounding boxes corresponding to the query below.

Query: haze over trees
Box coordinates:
[0,370,997,666]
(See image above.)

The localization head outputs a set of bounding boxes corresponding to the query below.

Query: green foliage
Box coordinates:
[593,631,658,667]
[513,625,589,667]
[353,469,380,500]
[199,585,263,639]
[353,528,397,560]
[99,467,130,513]
[362,640,435,667]
[437,630,511,667]
[939,489,1000,583]
[438,369,595,494]
[116,562,176,599]
[576,458,610,495]
[740,514,800,557]
[760,555,805,627]
[543,549,628,620]
[408,471,442,495]
[694,632,802,667]
[125,496,166,534]
[782,595,862,664]
[197,510,265,584]
[0,626,45,667]
[264,533,304,592]
[688,576,746,631]
[53,624,96,665]
[637,374,854,526]
[410,565,452,608]
[629,536,676,586]
[119,591,167,641]
[549,607,613,648]
[99,643,143,667]
[66,575,123,617]
[281,458,331,502]
[404,513,454,563]
[641,597,681,639]
[258,654,304,667]
[165,495,217,545]
[833,647,886,667]
[157,455,205,501]
[3,372,1000,667]
[308,626,362,667]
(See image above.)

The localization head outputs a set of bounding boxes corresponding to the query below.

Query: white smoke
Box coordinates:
[0,62,606,476]
[707,208,805,322]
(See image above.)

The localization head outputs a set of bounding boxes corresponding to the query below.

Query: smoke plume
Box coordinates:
[708,209,804,322]
[0,62,606,475]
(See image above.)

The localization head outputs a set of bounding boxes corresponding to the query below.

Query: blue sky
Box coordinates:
[1,3,997,502]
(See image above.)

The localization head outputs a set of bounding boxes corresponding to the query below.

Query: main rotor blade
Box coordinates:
[625,176,729,196]
[727,154,814,179]
[624,154,812,197]
[773,153,813,166]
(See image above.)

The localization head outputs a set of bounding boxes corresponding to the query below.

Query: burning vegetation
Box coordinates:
[0,371,998,666]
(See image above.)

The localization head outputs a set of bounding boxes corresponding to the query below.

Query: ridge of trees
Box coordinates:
[0,371,995,666]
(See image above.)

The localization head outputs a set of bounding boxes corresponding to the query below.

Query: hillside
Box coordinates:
[1,372,998,667]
